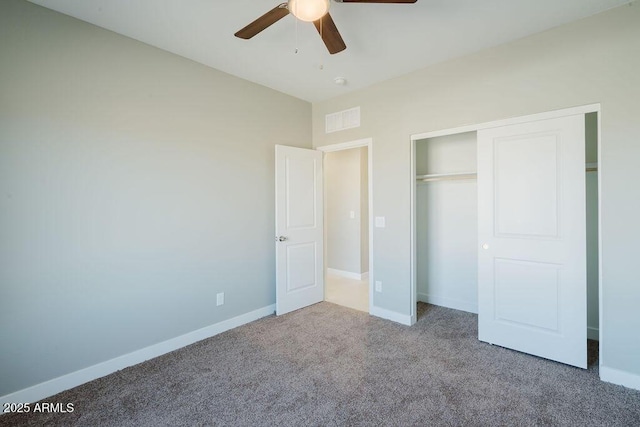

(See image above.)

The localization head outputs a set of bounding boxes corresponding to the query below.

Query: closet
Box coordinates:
[414,111,599,368]
[416,131,478,314]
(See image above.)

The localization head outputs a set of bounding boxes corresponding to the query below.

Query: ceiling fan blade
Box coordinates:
[337,0,417,3]
[313,13,346,55]
[234,4,289,39]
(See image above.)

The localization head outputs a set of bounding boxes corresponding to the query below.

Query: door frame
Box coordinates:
[409,103,602,364]
[317,138,374,313]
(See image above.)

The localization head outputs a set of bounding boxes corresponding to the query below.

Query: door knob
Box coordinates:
[276,236,288,242]
[482,243,489,250]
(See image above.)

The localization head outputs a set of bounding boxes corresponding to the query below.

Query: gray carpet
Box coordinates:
[2,302,639,426]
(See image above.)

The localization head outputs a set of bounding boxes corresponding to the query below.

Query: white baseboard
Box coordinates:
[600,366,640,391]
[327,268,368,281]
[417,292,478,314]
[0,304,276,406]
[370,306,412,326]
[418,295,599,339]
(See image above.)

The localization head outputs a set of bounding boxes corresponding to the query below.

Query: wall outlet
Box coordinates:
[375,281,382,293]
[375,217,386,228]
[216,292,224,306]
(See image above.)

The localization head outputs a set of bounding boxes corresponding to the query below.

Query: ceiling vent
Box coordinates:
[325,107,360,133]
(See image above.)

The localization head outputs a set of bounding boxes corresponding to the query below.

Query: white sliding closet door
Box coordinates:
[477,114,587,368]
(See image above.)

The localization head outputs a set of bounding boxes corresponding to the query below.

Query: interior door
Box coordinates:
[477,114,587,368]
[275,145,324,315]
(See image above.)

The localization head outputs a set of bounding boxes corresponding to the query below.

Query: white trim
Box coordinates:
[370,306,413,326]
[327,268,368,281]
[596,109,604,369]
[0,304,275,406]
[587,326,599,341]
[417,293,478,314]
[411,104,601,142]
[317,138,372,152]
[409,128,417,325]
[600,366,640,391]
[318,138,374,317]
[367,142,373,318]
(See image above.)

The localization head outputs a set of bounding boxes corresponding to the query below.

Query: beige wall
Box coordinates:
[325,147,368,275]
[0,0,311,397]
[360,148,369,274]
[313,3,640,379]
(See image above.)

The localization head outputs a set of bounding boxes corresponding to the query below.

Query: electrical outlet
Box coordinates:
[375,281,382,293]
[216,292,224,306]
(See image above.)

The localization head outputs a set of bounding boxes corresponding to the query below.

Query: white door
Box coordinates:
[275,145,324,315]
[477,114,587,368]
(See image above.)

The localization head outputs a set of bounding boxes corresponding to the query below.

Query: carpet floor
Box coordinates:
[2,302,639,426]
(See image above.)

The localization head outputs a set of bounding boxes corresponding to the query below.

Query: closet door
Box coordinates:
[477,114,587,368]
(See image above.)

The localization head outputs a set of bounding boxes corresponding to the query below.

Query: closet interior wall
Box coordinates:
[416,131,478,314]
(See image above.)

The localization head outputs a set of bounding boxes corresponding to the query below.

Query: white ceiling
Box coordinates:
[28,0,629,102]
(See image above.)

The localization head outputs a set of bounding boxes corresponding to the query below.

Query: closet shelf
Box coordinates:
[418,163,597,182]
[416,172,477,182]
[417,164,596,183]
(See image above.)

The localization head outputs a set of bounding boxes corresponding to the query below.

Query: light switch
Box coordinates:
[375,216,386,228]
[349,210,355,219]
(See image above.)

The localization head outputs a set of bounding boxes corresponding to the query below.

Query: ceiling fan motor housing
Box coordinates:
[288,0,331,22]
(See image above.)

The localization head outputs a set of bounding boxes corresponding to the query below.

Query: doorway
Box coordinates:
[318,139,373,314]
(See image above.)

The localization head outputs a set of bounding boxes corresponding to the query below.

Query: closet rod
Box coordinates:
[417,164,598,182]
[416,172,477,182]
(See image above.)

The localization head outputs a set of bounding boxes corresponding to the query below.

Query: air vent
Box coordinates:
[325,107,360,133]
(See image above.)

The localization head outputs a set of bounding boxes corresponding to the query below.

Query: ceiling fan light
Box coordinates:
[288,0,330,22]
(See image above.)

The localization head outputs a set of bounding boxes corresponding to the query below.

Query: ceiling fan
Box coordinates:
[234,0,418,55]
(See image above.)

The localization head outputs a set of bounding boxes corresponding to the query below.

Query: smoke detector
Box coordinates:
[334,77,347,86]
